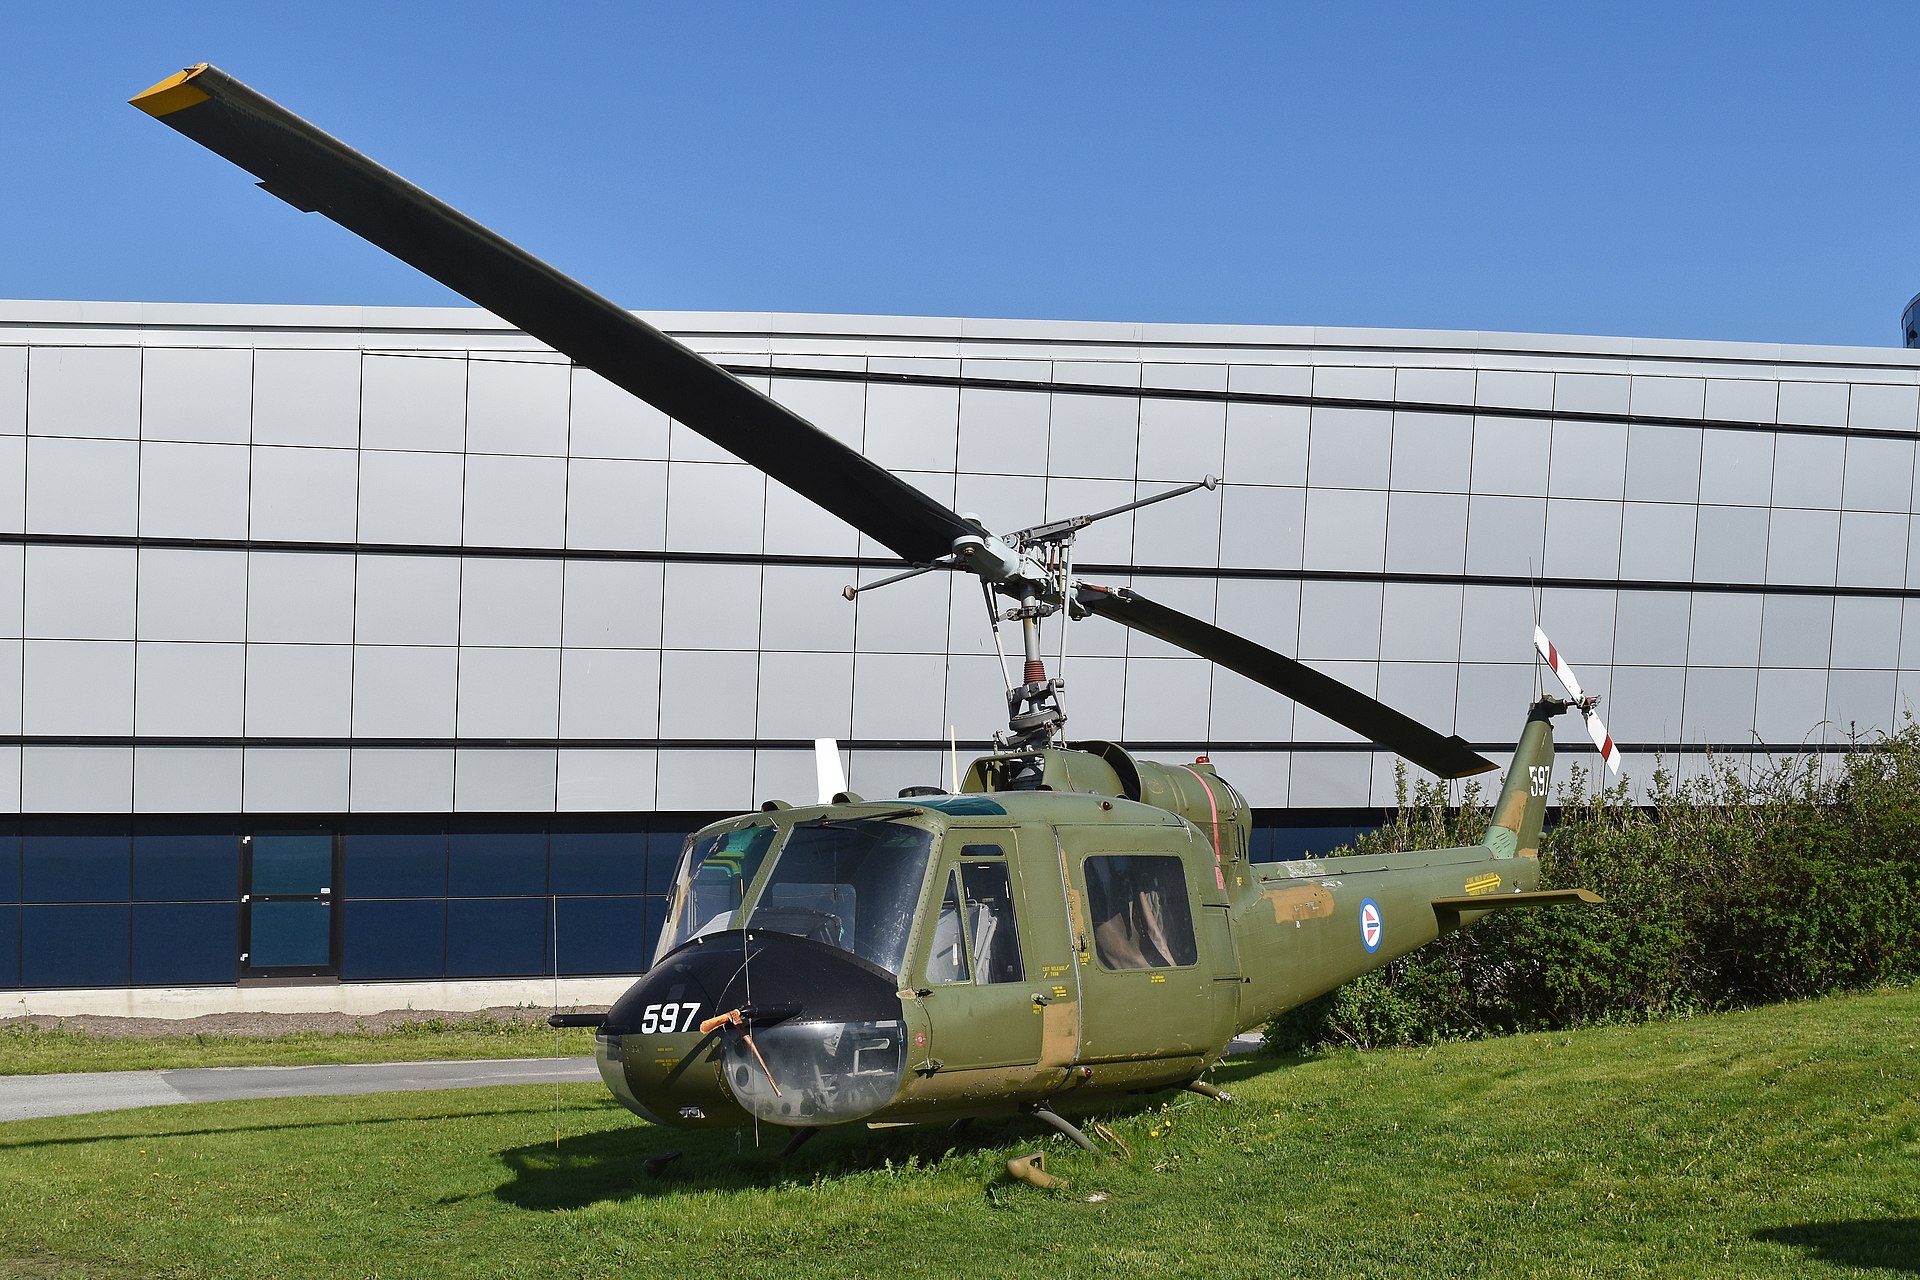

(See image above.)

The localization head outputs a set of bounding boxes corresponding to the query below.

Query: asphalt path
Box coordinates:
[1,1032,1265,1124]
[0,1056,599,1123]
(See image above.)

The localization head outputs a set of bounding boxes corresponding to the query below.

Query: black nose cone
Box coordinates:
[602,929,909,1128]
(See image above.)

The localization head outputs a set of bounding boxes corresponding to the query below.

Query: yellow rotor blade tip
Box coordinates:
[130,64,211,117]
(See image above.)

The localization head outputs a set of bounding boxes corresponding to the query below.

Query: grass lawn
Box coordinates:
[0,1017,597,1075]
[0,985,1915,1279]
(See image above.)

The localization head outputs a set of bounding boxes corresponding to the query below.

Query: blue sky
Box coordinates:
[7,3,1917,346]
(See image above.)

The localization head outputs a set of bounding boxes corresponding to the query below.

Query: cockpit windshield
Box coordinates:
[653,824,777,965]
[745,819,934,978]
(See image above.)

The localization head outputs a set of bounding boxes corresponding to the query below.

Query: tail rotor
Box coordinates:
[1533,626,1621,775]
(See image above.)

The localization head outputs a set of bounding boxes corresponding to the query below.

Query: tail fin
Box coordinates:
[1485,697,1569,859]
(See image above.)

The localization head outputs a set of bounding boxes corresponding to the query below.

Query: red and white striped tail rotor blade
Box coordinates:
[1584,706,1622,775]
[1533,626,1588,702]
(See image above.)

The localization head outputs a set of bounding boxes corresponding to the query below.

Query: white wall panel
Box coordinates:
[245,748,350,812]
[142,348,252,444]
[351,645,459,737]
[138,550,247,643]
[466,357,569,456]
[244,644,354,737]
[28,347,140,439]
[455,749,557,812]
[359,450,464,545]
[361,354,465,451]
[456,647,561,737]
[0,347,24,434]
[461,558,564,648]
[349,748,454,812]
[465,454,566,548]
[24,640,133,735]
[24,746,132,812]
[253,348,360,448]
[356,555,462,646]
[556,749,657,811]
[135,643,245,735]
[249,552,355,644]
[27,436,138,535]
[139,442,251,539]
[558,648,661,738]
[250,445,358,542]
[1225,402,1309,487]
[133,747,243,813]
[26,546,135,640]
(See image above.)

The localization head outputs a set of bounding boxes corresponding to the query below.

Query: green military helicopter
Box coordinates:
[133,64,1610,1154]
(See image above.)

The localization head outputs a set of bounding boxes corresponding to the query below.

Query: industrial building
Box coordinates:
[5,300,1919,1008]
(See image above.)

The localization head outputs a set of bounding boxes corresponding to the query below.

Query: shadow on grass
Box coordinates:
[1752,1220,1920,1275]
[492,1053,1300,1210]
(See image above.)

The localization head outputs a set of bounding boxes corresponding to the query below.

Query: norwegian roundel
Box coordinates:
[1359,898,1383,953]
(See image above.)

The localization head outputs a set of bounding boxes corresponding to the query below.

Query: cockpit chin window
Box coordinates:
[745,820,934,978]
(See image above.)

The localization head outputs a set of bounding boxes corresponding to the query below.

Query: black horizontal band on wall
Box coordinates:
[0,734,1872,757]
[0,530,1908,601]
[733,362,1920,444]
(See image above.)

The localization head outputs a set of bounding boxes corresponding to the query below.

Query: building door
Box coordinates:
[241,832,339,978]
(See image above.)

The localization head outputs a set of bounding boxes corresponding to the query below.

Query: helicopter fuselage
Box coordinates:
[595,724,1558,1133]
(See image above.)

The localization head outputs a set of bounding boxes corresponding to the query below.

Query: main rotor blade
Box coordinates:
[131,64,979,565]
[1076,584,1496,779]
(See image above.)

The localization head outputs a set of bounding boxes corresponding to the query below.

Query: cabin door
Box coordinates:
[910,830,1043,1071]
[1064,838,1215,1061]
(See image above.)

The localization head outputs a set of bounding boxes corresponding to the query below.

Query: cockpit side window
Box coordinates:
[926,870,972,984]
[922,854,1026,986]
[960,859,1025,983]
[1083,853,1198,970]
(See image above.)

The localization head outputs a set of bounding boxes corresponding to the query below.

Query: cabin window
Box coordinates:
[654,824,776,961]
[1083,854,1198,970]
[925,858,1026,985]
[745,819,934,978]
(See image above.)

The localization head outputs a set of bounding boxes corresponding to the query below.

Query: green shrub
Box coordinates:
[1270,725,1920,1052]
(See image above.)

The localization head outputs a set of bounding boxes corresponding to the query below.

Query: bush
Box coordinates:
[1268,725,1920,1052]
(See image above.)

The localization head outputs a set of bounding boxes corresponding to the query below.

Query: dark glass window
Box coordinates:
[554,897,650,976]
[250,833,333,895]
[248,901,330,969]
[23,904,130,987]
[550,831,646,895]
[0,830,17,903]
[133,832,238,902]
[447,898,547,977]
[344,831,447,899]
[133,903,237,985]
[0,907,18,986]
[449,830,547,898]
[23,831,131,904]
[1083,854,1198,970]
[342,900,445,981]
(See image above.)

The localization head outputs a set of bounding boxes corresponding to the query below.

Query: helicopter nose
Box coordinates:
[602,929,909,1129]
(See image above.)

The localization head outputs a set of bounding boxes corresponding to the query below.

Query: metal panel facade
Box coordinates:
[0,303,1918,815]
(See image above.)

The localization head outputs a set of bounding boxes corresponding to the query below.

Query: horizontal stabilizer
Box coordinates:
[1431,888,1603,927]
